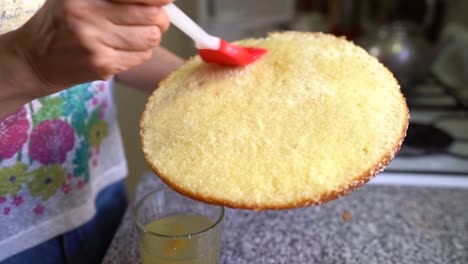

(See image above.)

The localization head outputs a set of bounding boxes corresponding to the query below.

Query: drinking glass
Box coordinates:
[134,188,224,264]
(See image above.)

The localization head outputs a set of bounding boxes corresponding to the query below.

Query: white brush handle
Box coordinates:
[163,3,220,50]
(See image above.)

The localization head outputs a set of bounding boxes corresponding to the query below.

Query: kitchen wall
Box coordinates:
[446,1,468,28]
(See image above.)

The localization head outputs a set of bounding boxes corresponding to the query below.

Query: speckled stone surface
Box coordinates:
[103,174,468,264]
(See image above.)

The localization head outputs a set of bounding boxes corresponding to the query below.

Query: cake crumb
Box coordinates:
[342,210,352,221]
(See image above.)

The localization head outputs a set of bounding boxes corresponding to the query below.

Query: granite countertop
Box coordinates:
[103,173,468,264]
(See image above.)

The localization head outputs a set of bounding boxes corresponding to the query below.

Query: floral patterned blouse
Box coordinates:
[0,1,128,260]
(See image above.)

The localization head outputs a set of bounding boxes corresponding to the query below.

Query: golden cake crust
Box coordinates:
[142,130,407,210]
[140,32,409,210]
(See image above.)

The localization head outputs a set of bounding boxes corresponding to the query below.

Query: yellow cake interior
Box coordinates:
[140,32,408,209]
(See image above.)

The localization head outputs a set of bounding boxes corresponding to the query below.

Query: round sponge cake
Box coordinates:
[140,32,409,210]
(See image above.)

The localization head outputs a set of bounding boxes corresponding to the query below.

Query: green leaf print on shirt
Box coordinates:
[87,104,108,147]
[34,96,65,127]
[0,82,111,205]
[73,142,90,182]
[0,162,28,196]
[89,121,108,148]
[61,83,93,136]
[28,165,66,200]
[88,105,101,127]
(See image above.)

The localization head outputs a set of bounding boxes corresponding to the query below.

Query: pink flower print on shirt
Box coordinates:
[29,120,75,165]
[3,207,11,215]
[99,101,108,119]
[12,195,24,207]
[33,204,45,215]
[77,179,85,189]
[98,82,106,92]
[92,97,99,107]
[0,107,29,160]
[0,196,6,204]
[61,183,71,194]
[66,173,73,181]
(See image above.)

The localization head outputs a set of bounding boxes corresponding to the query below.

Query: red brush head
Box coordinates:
[198,39,268,66]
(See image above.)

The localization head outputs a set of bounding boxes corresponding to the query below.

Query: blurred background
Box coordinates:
[118,1,468,197]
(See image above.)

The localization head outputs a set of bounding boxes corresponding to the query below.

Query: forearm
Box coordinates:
[0,32,46,120]
[115,47,184,94]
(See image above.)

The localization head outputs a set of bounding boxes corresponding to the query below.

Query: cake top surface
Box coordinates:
[140,31,409,210]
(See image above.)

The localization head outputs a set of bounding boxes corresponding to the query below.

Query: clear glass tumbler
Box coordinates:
[134,188,224,264]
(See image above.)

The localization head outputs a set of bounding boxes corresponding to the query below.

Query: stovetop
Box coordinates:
[384,79,468,178]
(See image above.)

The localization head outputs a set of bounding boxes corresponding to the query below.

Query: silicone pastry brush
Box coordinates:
[163,3,267,66]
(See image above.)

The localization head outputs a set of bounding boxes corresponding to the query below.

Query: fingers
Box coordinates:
[85,49,153,81]
[102,3,170,29]
[98,1,170,51]
[113,50,153,73]
[14,0,166,92]
[108,0,174,6]
[97,50,153,80]
[101,24,162,51]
